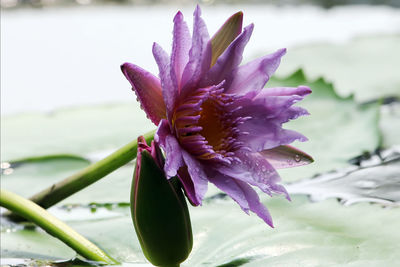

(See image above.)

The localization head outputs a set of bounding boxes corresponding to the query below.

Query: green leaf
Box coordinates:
[2,195,400,266]
[2,147,399,266]
[1,157,134,205]
[1,104,154,161]
[274,35,400,102]
[380,102,400,148]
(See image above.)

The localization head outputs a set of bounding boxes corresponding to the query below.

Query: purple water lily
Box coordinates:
[122,6,313,227]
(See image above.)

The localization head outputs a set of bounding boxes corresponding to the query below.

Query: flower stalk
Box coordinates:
[0,189,118,264]
[6,130,155,219]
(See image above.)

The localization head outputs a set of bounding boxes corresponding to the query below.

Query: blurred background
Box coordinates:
[1,0,400,115]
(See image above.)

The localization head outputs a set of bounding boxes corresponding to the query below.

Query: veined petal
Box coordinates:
[201,24,254,87]
[251,91,310,119]
[260,145,314,169]
[181,5,211,92]
[181,149,208,205]
[262,85,312,97]
[235,86,310,151]
[208,172,250,213]
[210,11,243,67]
[226,48,286,95]
[171,11,191,90]
[121,63,166,125]
[235,179,274,227]
[218,150,290,200]
[155,119,171,146]
[155,120,183,178]
[178,167,200,206]
[153,42,178,121]
[239,120,308,151]
[164,135,185,178]
[208,172,273,227]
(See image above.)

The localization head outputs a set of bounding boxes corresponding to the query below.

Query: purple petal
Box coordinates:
[171,11,191,90]
[208,172,274,227]
[260,145,314,169]
[208,172,250,213]
[240,121,308,152]
[181,149,208,204]
[164,135,185,178]
[181,6,211,94]
[210,11,243,67]
[262,85,312,97]
[177,167,200,206]
[226,48,286,95]
[235,179,274,227]
[201,24,254,88]
[218,150,290,200]
[121,63,166,125]
[235,87,310,151]
[155,120,183,178]
[154,119,171,145]
[251,89,310,119]
[152,42,178,120]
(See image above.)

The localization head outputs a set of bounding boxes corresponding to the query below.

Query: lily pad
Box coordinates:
[275,35,400,102]
[287,146,400,206]
[268,70,381,181]
[1,103,154,161]
[0,157,133,205]
[379,102,400,148]
[2,142,400,266]
[2,194,400,266]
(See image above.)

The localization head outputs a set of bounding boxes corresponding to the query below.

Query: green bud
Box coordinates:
[131,137,193,267]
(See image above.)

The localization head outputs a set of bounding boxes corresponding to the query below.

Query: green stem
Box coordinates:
[0,189,118,264]
[28,130,155,209]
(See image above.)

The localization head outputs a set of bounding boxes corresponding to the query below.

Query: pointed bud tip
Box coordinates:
[174,11,183,22]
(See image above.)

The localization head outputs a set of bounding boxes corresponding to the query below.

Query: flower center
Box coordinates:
[198,99,226,151]
[173,83,249,164]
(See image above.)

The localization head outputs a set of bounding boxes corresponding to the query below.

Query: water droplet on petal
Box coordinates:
[261,166,267,172]
[294,154,301,162]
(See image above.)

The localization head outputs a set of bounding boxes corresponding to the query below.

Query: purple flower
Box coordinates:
[122,6,313,227]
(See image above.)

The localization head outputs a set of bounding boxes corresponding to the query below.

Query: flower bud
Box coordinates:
[131,136,193,266]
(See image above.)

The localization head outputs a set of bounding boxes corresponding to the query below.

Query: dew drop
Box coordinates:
[261,166,267,172]
[294,154,301,163]
[286,159,293,166]
[354,180,378,189]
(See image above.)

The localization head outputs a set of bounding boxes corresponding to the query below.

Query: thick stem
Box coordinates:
[0,189,118,264]
[28,130,155,209]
